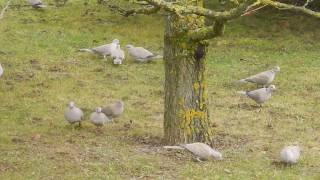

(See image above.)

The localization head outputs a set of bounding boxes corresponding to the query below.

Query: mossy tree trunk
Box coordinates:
[163,0,213,144]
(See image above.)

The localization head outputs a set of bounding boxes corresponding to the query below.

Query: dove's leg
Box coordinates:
[78,121,82,128]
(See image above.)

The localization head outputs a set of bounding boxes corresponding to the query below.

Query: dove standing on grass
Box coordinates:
[64,101,84,127]
[102,100,124,118]
[0,63,3,77]
[238,66,280,87]
[126,44,162,63]
[111,44,125,65]
[79,39,120,59]
[90,107,110,127]
[237,85,276,106]
[27,0,47,8]
[280,145,301,164]
[164,142,222,161]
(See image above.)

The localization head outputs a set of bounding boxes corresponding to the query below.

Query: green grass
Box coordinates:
[0,0,320,179]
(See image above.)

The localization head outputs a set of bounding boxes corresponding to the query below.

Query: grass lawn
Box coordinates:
[0,0,319,179]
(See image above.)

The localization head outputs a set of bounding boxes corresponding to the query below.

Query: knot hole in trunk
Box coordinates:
[194,44,205,61]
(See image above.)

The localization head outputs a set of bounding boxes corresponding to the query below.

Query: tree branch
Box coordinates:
[261,0,320,18]
[101,0,160,17]
[144,0,256,20]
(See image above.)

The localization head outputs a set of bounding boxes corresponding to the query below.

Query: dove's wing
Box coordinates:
[131,47,154,59]
[245,70,275,85]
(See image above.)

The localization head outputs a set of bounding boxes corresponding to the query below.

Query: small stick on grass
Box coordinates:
[0,0,11,20]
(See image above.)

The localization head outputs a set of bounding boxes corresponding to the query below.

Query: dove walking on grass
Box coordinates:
[280,145,301,164]
[111,44,125,65]
[27,0,47,8]
[102,100,124,118]
[126,44,162,63]
[79,39,120,59]
[237,85,276,106]
[90,107,110,127]
[64,101,84,127]
[238,66,280,87]
[164,142,222,161]
[0,63,3,77]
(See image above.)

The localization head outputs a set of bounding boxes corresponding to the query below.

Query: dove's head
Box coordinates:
[68,101,75,109]
[273,66,280,72]
[95,107,102,113]
[268,85,276,91]
[211,151,223,160]
[112,39,120,45]
[126,44,134,49]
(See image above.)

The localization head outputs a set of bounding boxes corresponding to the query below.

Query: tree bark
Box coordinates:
[163,0,213,144]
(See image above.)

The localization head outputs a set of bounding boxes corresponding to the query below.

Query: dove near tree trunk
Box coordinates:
[79,39,119,59]
[164,142,222,161]
[64,101,84,127]
[238,66,280,87]
[126,44,162,63]
[280,145,301,164]
[237,85,276,106]
[101,100,124,118]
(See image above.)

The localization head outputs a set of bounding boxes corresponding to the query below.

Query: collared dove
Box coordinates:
[79,39,120,59]
[126,44,162,63]
[64,101,84,127]
[101,100,124,118]
[111,44,125,65]
[280,145,301,164]
[164,142,222,161]
[90,107,110,127]
[27,0,47,8]
[0,63,3,77]
[238,66,280,86]
[237,85,276,106]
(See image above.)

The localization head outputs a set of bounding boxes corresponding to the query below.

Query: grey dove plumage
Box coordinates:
[164,142,222,161]
[111,44,125,65]
[79,39,120,59]
[90,107,111,127]
[64,101,84,127]
[237,85,276,106]
[0,63,3,77]
[280,145,301,164]
[27,0,47,8]
[126,44,162,63]
[238,66,280,86]
[101,100,124,118]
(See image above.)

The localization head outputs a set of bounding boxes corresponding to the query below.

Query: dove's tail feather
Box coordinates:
[237,79,248,84]
[78,48,93,53]
[152,55,163,59]
[237,91,248,97]
[163,145,185,150]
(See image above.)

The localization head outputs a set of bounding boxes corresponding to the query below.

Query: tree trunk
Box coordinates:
[163,0,213,144]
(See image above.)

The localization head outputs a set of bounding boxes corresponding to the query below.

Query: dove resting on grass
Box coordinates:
[238,66,280,87]
[126,44,162,63]
[64,101,84,127]
[111,44,125,65]
[164,142,222,161]
[237,85,276,106]
[0,63,3,77]
[90,107,110,127]
[27,0,47,8]
[101,100,124,118]
[280,145,301,164]
[79,39,120,59]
